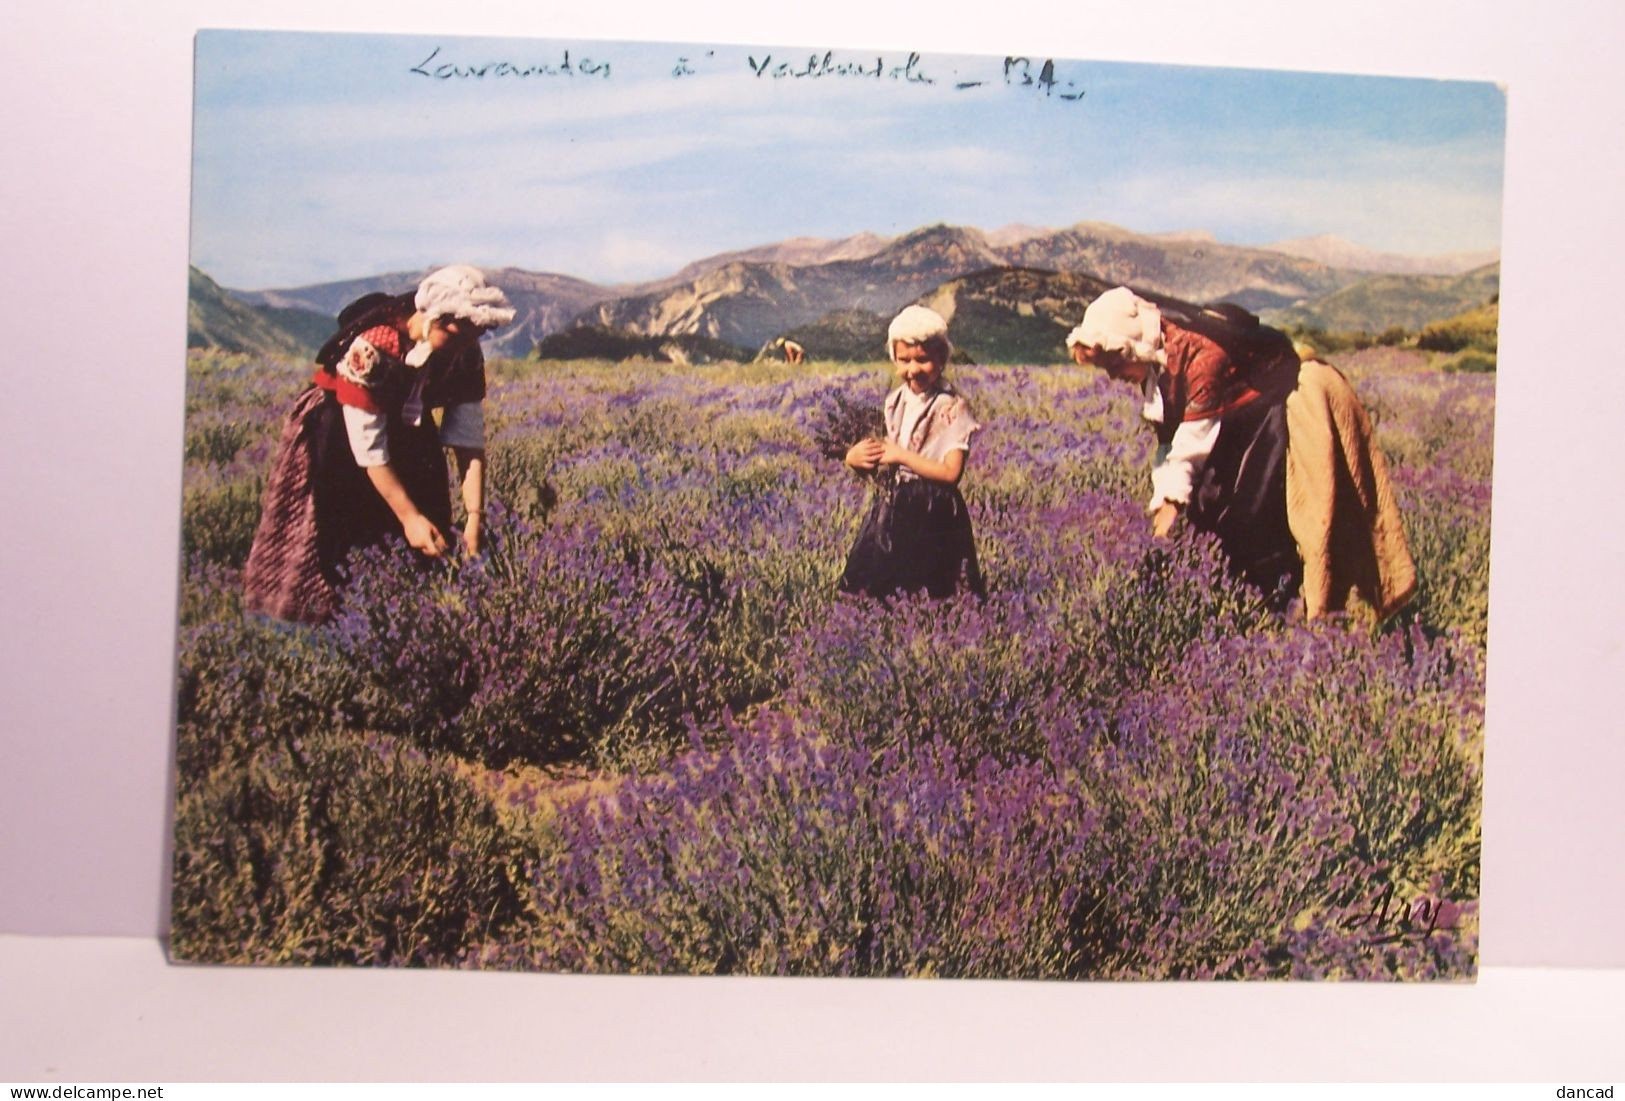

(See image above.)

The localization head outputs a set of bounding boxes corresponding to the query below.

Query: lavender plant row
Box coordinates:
[171,349,1491,977]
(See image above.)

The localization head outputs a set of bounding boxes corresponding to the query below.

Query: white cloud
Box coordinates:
[851,143,1022,177]
[1095,167,1503,255]
[587,229,698,283]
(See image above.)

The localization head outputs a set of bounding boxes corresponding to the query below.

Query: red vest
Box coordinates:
[1153,322,1266,446]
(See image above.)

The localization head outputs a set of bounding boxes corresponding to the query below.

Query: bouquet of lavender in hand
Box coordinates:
[813,392,895,486]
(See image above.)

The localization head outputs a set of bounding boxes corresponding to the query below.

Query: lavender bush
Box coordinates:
[171,727,529,966]
[517,711,1094,977]
[179,352,303,565]
[1051,621,1483,978]
[170,348,1490,976]
[330,507,727,772]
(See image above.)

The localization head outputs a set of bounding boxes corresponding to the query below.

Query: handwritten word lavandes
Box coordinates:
[410,46,611,81]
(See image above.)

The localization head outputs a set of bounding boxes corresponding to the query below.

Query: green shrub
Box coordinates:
[170,728,529,967]
[1287,326,1374,354]
[181,472,263,567]
[174,613,360,783]
[1440,348,1497,373]
[1418,303,1499,354]
[184,420,256,466]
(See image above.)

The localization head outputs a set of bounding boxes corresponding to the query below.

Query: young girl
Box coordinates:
[839,305,985,599]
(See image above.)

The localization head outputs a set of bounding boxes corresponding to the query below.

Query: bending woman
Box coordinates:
[242,265,516,624]
[1066,287,1414,618]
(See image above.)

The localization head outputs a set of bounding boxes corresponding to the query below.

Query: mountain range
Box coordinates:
[233,267,614,360]
[1267,264,1501,334]
[1265,234,1499,276]
[193,221,1499,362]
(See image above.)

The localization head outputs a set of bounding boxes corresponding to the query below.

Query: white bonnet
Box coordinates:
[415,265,517,329]
[1065,287,1166,366]
[886,304,952,362]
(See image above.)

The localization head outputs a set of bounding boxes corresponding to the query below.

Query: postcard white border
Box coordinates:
[1,0,1621,1080]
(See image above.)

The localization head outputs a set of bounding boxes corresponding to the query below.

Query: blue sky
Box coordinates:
[190,30,1506,290]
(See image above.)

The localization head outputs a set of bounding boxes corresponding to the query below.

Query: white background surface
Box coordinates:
[1,0,1621,1081]
[1,938,1620,1081]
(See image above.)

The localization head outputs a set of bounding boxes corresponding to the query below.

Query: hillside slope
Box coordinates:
[187,267,328,356]
[1266,264,1500,333]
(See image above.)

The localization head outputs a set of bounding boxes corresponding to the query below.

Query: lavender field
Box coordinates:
[171,347,1491,978]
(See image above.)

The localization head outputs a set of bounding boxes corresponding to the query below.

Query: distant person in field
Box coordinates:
[769,336,806,364]
[1066,287,1415,618]
[839,305,985,599]
[242,265,516,624]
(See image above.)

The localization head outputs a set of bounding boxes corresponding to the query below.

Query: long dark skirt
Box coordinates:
[1185,397,1301,604]
[243,387,451,624]
[306,393,451,582]
[839,477,985,600]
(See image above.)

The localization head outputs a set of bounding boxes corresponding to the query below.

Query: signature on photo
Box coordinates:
[1339,875,1460,945]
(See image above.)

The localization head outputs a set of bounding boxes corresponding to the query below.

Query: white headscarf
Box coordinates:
[1065,287,1166,367]
[415,265,517,330]
[886,304,952,362]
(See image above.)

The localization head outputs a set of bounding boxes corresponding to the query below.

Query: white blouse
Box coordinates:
[337,333,485,467]
[341,401,485,467]
[885,385,980,482]
[1139,367,1220,513]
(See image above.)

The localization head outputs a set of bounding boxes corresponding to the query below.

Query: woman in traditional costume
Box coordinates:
[242,265,516,624]
[1066,287,1415,618]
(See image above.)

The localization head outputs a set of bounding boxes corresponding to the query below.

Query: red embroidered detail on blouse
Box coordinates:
[311,369,383,414]
[357,324,405,360]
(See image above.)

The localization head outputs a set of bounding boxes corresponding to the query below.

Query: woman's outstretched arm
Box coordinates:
[364,464,448,557]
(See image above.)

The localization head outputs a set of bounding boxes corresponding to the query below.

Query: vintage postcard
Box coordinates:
[173,29,1500,977]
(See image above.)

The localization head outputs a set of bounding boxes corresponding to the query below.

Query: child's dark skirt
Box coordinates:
[839,477,985,600]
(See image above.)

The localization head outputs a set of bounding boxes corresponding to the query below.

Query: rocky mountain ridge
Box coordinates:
[194,222,1500,360]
